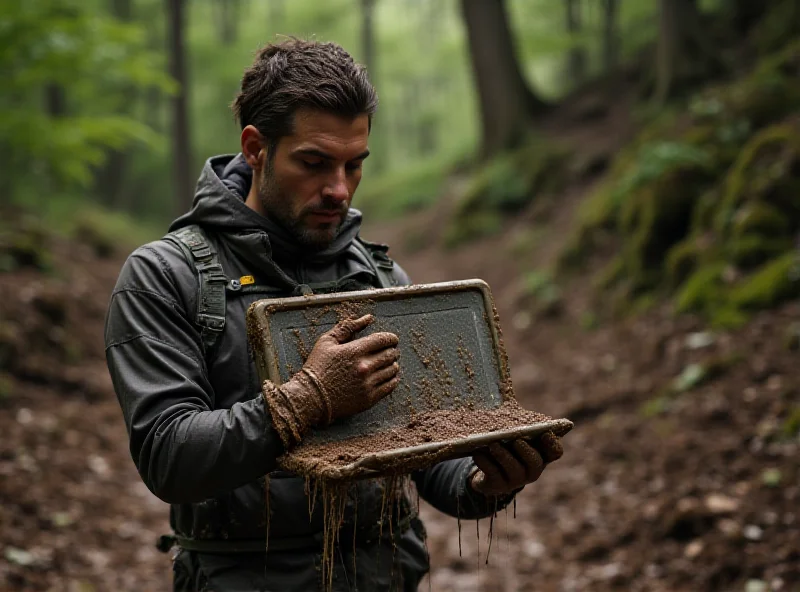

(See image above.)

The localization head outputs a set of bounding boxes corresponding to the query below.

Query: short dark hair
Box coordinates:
[231,38,378,146]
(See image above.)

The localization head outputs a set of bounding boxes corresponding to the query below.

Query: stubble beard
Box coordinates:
[258,164,348,252]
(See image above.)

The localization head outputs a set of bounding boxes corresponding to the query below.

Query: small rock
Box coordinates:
[684,540,704,558]
[5,547,36,566]
[743,524,763,541]
[673,364,706,392]
[783,322,800,351]
[718,518,741,538]
[771,577,785,591]
[704,493,739,514]
[743,387,758,402]
[51,512,74,528]
[745,579,768,592]
[761,468,782,488]
[87,454,110,477]
[523,540,545,559]
[766,375,783,392]
[685,331,715,350]
[16,408,33,425]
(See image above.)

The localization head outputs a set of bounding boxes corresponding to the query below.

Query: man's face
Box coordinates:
[255,108,370,251]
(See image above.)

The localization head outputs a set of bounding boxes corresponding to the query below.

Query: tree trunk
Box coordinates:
[461,0,547,159]
[654,0,726,103]
[565,0,587,84]
[602,0,619,72]
[166,0,193,214]
[215,0,240,45]
[360,0,385,171]
[95,0,135,211]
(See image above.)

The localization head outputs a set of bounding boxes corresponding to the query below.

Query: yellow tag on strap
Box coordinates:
[240,275,255,285]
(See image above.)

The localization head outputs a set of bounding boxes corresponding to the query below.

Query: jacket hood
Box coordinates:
[169,154,363,262]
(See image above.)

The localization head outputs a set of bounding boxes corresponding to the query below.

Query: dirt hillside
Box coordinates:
[0,199,797,591]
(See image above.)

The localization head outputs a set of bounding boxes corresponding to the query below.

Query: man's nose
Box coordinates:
[321,168,349,203]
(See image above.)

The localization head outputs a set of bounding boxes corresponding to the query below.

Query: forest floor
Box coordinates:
[1,90,799,592]
[1,192,798,592]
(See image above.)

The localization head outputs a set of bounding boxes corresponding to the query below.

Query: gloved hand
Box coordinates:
[262,314,400,448]
[468,432,563,496]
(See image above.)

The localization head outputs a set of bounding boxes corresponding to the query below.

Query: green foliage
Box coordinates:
[521,270,562,315]
[445,139,570,247]
[443,211,503,249]
[0,215,54,273]
[561,40,800,326]
[783,407,800,438]
[0,0,171,204]
[356,151,459,219]
[729,253,800,310]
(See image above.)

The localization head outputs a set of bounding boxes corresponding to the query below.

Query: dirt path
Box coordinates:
[1,212,798,591]
[0,240,172,591]
[364,209,800,592]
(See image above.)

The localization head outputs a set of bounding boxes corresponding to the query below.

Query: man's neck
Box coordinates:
[243,185,266,217]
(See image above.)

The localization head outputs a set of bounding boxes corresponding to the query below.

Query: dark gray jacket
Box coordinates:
[105,155,511,591]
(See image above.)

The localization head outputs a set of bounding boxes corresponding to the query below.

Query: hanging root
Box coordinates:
[321,480,350,592]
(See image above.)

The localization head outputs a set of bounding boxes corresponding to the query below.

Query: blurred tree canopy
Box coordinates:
[1,0,736,226]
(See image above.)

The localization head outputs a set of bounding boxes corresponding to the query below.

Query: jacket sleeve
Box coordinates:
[104,241,284,505]
[391,262,517,520]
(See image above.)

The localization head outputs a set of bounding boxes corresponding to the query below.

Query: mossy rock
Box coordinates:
[455,140,570,217]
[752,2,800,55]
[72,216,117,259]
[675,262,728,314]
[732,202,791,238]
[717,120,800,236]
[0,222,54,272]
[665,238,704,287]
[728,235,793,269]
[729,252,800,310]
[618,163,712,282]
[442,211,503,249]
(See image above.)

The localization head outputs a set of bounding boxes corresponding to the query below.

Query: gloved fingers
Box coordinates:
[370,375,400,404]
[510,440,546,483]
[534,431,564,464]
[471,451,506,494]
[327,314,374,344]
[356,347,400,377]
[486,443,526,485]
[367,362,399,389]
[349,331,399,355]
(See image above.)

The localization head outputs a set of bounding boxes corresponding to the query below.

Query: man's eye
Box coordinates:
[346,162,363,172]
[302,160,324,169]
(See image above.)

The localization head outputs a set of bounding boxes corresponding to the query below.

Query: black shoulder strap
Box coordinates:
[353,237,399,289]
[164,225,227,357]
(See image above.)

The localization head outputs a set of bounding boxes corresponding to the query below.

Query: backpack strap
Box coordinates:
[353,237,400,289]
[164,225,228,357]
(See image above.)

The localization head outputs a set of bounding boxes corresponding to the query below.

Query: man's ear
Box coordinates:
[241,125,266,169]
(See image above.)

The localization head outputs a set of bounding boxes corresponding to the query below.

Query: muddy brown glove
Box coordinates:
[469,432,564,496]
[262,314,400,449]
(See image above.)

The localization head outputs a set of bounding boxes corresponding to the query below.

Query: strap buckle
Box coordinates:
[197,313,226,332]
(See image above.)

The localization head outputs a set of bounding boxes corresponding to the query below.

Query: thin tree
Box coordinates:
[461,0,548,158]
[96,0,134,210]
[166,0,193,213]
[654,0,726,103]
[565,0,587,84]
[602,0,619,72]
[215,0,241,46]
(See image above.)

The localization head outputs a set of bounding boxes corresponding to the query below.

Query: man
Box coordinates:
[105,39,563,591]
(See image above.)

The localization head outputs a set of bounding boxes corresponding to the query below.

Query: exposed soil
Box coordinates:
[367,202,800,591]
[1,73,799,590]
[278,401,556,479]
